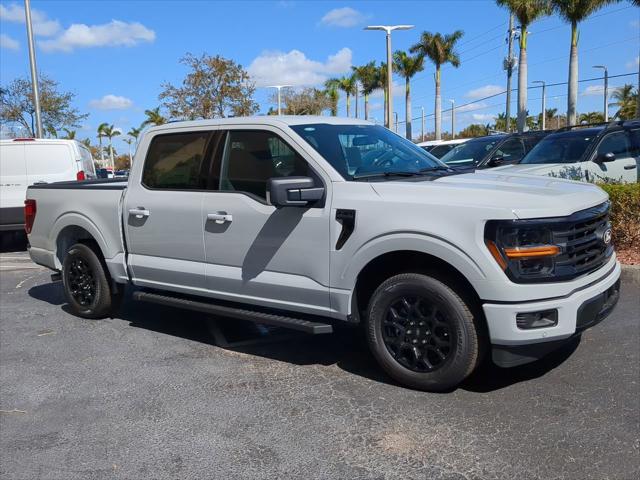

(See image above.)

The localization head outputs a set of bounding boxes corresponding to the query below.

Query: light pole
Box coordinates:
[394,112,398,132]
[24,0,43,138]
[533,80,546,130]
[449,100,455,139]
[592,65,608,122]
[421,107,425,141]
[364,25,414,129]
[266,85,292,115]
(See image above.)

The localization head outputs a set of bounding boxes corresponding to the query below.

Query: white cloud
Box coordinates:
[0,3,60,36]
[465,84,504,99]
[471,113,496,122]
[626,56,639,69]
[0,33,19,50]
[248,47,352,87]
[39,20,155,53]
[582,85,604,96]
[320,7,367,27]
[456,101,488,113]
[89,94,133,110]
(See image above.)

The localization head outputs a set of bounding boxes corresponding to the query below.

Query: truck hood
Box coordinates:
[369,170,607,219]
[488,163,585,180]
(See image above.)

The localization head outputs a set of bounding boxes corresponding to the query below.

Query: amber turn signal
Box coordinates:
[504,245,560,259]
[486,240,508,270]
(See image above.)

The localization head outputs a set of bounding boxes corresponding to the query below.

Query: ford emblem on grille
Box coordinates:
[603,228,612,245]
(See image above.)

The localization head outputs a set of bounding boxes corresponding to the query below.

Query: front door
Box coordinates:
[202,127,332,316]
[585,130,637,183]
[125,129,214,293]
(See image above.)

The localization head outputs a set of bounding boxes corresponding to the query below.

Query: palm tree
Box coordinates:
[496,1,550,133]
[127,126,142,147]
[352,62,379,121]
[609,84,638,120]
[101,124,121,170]
[550,1,621,126]
[97,122,108,165]
[578,111,605,123]
[62,128,76,139]
[393,50,425,140]
[338,74,358,117]
[410,30,464,140]
[142,107,167,127]
[123,137,134,165]
[324,79,340,116]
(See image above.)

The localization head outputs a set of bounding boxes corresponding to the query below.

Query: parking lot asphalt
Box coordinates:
[1,236,639,480]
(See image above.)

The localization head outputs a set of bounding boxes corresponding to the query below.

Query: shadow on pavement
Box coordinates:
[27,282,580,393]
[0,232,28,253]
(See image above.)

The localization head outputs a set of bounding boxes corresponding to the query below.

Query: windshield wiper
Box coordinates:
[418,165,452,173]
[352,171,425,180]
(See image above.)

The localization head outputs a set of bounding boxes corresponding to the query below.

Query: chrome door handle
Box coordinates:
[207,212,233,224]
[128,208,150,218]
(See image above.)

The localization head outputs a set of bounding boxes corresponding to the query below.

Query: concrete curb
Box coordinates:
[621,264,640,285]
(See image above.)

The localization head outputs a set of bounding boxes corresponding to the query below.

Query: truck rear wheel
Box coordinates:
[366,273,481,392]
[62,242,121,319]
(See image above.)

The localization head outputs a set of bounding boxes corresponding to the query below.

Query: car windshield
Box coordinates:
[289,123,444,180]
[439,137,502,166]
[521,130,598,164]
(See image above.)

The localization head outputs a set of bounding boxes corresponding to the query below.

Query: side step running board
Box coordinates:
[132,291,333,334]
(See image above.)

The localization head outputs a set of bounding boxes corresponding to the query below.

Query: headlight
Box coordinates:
[485,221,560,281]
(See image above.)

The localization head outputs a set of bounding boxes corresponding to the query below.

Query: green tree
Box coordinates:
[609,84,638,120]
[578,111,605,123]
[410,30,464,140]
[494,112,517,132]
[127,126,143,146]
[159,53,258,120]
[61,128,76,139]
[459,124,490,137]
[97,122,109,165]
[101,124,121,170]
[496,1,551,132]
[275,88,332,115]
[324,78,340,116]
[352,62,379,121]
[550,0,621,126]
[393,50,425,140]
[142,107,167,127]
[123,137,135,164]
[337,74,358,117]
[0,74,88,137]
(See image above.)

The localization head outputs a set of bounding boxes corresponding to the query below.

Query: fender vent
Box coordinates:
[336,209,355,250]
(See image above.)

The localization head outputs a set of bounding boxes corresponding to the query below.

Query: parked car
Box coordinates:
[439,131,551,169]
[489,121,639,183]
[0,138,96,232]
[96,168,114,179]
[114,170,129,178]
[26,117,620,391]
[417,138,469,158]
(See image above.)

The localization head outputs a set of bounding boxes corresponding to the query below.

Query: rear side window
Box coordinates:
[143,131,210,189]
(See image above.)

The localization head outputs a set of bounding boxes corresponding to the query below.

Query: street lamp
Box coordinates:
[266,85,292,115]
[24,0,43,138]
[449,99,455,139]
[364,25,414,129]
[592,65,608,122]
[533,80,546,130]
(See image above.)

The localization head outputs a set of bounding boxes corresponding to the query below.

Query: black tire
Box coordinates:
[62,242,121,319]
[366,273,481,392]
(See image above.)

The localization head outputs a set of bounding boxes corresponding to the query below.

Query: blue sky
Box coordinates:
[1,0,638,152]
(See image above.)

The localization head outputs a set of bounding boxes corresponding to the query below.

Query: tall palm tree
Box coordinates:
[410,30,464,140]
[324,79,340,116]
[127,126,142,147]
[352,62,379,121]
[338,74,358,117]
[62,128,76,139]
[578,111,605,123]
[101,124,121,170]
[142,107,167,127]
[551,0,621,126]
[393,50,425,140]
[496,1,550,133]
[97,122,109,165]
[123,137,134,165]
[609,84,638,120]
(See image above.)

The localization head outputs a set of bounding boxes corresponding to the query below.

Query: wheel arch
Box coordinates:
[51,214,110,269]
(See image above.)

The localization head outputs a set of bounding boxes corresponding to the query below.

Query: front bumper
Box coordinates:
[483,261,621,367]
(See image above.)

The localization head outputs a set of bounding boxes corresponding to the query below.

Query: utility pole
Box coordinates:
[24,0,43,138]
[421,107,425,141]
[394,112,398,133]
[533,81,546,130]
[593,65,608,122]
[449,100,455,139]
[504,13,515,133]
[355,81,359,119]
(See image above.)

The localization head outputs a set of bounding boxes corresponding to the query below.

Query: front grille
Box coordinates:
[551,202,613,281]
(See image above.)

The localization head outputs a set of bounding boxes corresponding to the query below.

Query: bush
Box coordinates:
[598,183,640,249]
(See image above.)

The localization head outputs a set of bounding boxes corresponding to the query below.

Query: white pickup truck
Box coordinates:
[26,116,621,391]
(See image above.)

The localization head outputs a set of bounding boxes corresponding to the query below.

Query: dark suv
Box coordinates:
[439,131,551,170]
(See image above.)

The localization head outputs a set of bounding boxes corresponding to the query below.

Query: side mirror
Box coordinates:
[267,176,324,207]
[488,155,505,167]
[596,152,616,163]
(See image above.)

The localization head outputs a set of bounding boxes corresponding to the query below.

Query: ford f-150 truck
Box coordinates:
[26,117,621,391]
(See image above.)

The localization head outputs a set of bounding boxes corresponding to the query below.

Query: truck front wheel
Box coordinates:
[366,273,481,392]
[62,242,121,319]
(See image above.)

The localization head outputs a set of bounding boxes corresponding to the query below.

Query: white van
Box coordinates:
[0,138,97,231]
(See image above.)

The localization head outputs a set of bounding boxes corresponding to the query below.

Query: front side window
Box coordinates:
[219,130,309,200]
[142,131,210,189]
[440,137,503,166]
[290,123,442,179]
[494,138,525,162]
[596,132,632,158]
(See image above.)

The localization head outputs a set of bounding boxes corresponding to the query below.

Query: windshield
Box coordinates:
[290,124,444,180]
[521,131,598,164]
[439,137,502,166]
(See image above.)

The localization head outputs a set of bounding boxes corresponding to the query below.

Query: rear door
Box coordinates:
[586,130,637,183]
[124,129,214,293]
[0,143,27,227]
